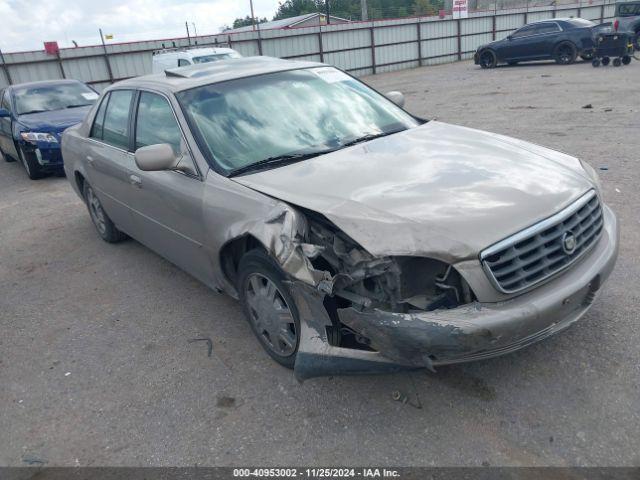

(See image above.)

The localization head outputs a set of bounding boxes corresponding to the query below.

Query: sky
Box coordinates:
[0,0,281,53]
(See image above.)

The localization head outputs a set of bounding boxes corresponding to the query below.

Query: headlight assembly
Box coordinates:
[20,132,58,143]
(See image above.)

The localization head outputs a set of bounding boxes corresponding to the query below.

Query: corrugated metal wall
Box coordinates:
[0,0,616,90]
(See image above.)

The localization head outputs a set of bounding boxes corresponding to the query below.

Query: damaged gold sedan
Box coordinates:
[62,57,619,380]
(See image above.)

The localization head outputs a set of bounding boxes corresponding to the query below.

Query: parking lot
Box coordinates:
[1,58,639,467]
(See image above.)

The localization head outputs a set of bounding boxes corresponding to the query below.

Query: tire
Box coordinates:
[580,52,594,61]
[622,55,631,65]
[1,147,15,162]
[613,57,622,67]
[554,42,577,65]
[479,50,497,69]
[18,147,44,180]
[82,181,127,243]
[602,56,610,66]
[237,249,301,369]
[592,58,601,67]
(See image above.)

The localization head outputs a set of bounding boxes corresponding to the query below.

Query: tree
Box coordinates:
[232,15,269,29]
[273,0,320,20]
[413,0,438,15]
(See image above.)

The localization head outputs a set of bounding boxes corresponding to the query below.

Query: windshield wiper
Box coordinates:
[66,104,93,109]
[338,129,407,149]
[228,150,336,177]
[19,110,47,115]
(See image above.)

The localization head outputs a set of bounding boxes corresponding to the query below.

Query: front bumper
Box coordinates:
[20,141,64,171]
[292,205,618,381]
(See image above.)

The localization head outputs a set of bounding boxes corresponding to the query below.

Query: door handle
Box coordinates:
[129,174,142,188]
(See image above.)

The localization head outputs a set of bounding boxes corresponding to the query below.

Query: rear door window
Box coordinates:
[536,23,561,34]
[512,25,537,38]
[90,94,110,140]
[101,90,134,149]
[178,59,191,67]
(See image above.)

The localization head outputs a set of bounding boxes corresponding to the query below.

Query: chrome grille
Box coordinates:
[481,190,603,294]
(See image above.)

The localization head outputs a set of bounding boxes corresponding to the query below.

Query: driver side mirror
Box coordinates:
[0,108,10,118]
[134,143,179,171]
[507,35,513,40]
[385,91,405,108]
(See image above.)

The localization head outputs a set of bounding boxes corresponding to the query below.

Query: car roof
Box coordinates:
[114,56,326,94]
[9,79,84,91]
[154,47,237,58]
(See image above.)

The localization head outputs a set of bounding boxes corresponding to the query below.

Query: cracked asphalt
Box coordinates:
[1,59,639,467]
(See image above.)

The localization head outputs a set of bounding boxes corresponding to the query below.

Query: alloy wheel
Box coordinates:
[558,45,572,64]
[244,273,297,357]
[86,186,107,236]
[480,51,495,68]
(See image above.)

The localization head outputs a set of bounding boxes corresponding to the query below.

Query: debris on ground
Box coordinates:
[391,373,423,409]
[604,108,613,112]
[188,337,213,357]
[599,166,609,171]
[22,454,47,466]
[582,104,593,109]
[216,396,236,408]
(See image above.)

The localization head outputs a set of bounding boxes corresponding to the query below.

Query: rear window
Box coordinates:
[618,2,640,15]
[192,52,242,64]
[566,18,596,27]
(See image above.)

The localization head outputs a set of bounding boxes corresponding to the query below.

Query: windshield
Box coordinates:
[14,82,98,115]
[177,67,420,174]
[193,52,242,64]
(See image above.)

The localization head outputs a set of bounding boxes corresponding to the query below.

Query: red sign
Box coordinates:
[44,41,59,55]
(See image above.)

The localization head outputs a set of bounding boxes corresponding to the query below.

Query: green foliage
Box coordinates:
[232,16,269,29]
[272,0,445,21]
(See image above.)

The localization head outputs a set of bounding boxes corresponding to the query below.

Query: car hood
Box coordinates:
[233,121,595,262]
[17,106,92,134]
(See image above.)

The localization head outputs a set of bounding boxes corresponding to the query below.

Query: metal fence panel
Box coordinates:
[0,0,615,88]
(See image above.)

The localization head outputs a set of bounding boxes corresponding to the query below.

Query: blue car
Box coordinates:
[474,18,597,68]
[0,79,98,179]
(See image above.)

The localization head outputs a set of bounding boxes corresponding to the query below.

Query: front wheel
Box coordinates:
[479,50,497,69]
[238,249,300,369]
[554,42,577,65]
[18,148,44,180]
[83,182,127,243]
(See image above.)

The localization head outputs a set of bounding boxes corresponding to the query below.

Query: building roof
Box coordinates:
[225,13,349,34]
[114,56,326,93]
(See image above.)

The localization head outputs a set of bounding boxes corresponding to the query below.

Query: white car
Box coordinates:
[151,47,242,73]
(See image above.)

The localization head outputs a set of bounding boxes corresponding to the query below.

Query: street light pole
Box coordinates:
[325,0,331,24]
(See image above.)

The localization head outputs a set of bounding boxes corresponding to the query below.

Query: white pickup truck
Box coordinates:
[614,1,640,49]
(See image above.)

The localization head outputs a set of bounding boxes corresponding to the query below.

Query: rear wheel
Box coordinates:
[18,148,44,180]
[592,58,601,67]
[580,52,594,61]
[83,182,127,243]
[554,42,577,65]
[613,57,622,67]
[479,50,497,69]
[602,56,611,66]
[622,55,631,65]
[238,249,300,369]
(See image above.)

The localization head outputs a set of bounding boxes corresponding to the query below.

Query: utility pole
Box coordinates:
[250,0,257,31]
[325,0,331,24]
[361,0,368,21]
[185,21,191,46]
